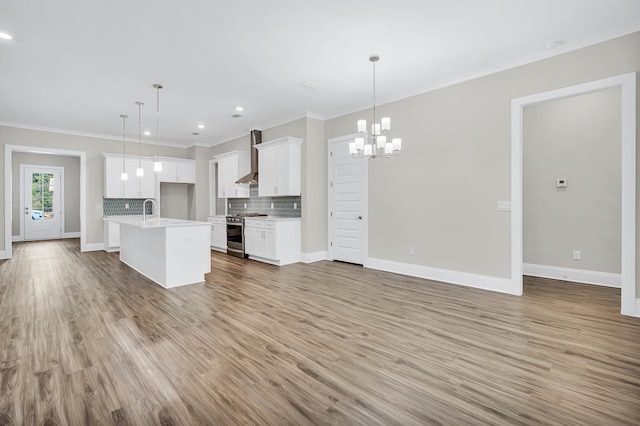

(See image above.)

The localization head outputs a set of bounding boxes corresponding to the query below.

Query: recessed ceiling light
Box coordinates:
[544,40,563,50]
[143,130,151,136]
[0,32,13,40]
[300,80,319,90]
[197,124,205,129]
[235,106,244,112]
[192,132,200,136]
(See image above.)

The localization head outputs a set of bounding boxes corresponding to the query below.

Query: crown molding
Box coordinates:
[0,121,189,149]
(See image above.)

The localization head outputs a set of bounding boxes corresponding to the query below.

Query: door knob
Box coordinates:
[357,215,363,219]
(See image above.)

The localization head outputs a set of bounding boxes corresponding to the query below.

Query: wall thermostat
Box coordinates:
[556,178,568,188]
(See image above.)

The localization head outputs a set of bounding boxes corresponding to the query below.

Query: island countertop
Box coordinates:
[104,217,211,228]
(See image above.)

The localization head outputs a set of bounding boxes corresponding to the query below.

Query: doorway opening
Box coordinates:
[522,88,622,290]
[511,73,636,316]
[3,145,87,260]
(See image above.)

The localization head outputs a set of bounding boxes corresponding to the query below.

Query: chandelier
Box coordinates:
[349,55,402,158]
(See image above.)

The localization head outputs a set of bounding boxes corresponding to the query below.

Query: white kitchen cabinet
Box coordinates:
[244,220,264,257]
[244,218,300,265]
[157,157,196,183]
[255,137,302,197]
[124,157,155,199]
[104,155,125,198]
[215,151,250,198]
[208,216,227,251]
[103,153,155,199]
[104,221,120,252]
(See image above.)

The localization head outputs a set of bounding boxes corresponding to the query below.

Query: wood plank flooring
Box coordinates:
[1,239,639,425]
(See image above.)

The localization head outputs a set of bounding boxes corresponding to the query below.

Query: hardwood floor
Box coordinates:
[1,239,639,425]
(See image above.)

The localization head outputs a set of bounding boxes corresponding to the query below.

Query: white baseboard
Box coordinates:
[0,250,8,260]
[12,232,80,242]
[211,246,226,253]
[301,251,328,263]
[82,242,105,252]
[366,257,518,295]
[523,263,621,288]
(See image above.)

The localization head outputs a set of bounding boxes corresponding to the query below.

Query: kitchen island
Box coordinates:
[104,217,211,288]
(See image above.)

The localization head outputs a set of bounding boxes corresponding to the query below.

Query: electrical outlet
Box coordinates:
[409,247,415,256]
[497,201,511,211]
[294,202,298,209]
[573,250,581,260]
[244,203,247,209]
[125,203,129,209]
[271,202,274,209]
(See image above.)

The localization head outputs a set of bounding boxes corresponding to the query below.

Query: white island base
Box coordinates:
[112,218,211,288]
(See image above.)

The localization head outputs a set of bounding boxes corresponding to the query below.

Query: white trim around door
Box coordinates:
[511,73,636,316]
[3,145,87,259]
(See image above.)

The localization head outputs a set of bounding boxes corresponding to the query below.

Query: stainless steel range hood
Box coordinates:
[235,130,262,184]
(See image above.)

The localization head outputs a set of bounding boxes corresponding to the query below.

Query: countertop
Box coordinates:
[104,216,211,228]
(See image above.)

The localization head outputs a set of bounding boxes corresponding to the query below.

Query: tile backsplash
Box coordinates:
[228,185,301,217]
[103,198,153,216]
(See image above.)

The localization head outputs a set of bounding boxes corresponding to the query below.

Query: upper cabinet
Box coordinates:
[215,151,250,198]
[156,157,196,183]
[103,154,155,199]
[255,137,302,197]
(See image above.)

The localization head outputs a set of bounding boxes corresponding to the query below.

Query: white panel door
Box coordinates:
[24,166,62,240]
[330,137,367,264]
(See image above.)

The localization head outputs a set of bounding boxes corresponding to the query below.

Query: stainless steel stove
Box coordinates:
[226,213,268,258]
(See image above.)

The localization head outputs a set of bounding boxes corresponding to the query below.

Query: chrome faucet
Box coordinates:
[143,198,157,222]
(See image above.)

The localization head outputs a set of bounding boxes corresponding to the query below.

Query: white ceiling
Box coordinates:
[1,0,640,148]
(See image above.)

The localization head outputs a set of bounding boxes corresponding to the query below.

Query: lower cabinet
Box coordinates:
[244,219,300,265]
[208,217,227,251]
[104,221,120,252]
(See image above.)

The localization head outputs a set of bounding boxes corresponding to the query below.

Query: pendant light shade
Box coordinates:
[153,83,163,172]
[135,101,144,177]
[120,114,129,181]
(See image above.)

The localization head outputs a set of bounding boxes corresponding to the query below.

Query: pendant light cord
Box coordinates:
[372,59,376,130]
[121,115,126,169]
[156,86,160,156]
[137,102,142,167]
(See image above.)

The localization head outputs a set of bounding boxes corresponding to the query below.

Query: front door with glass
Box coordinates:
[23,166,62,240]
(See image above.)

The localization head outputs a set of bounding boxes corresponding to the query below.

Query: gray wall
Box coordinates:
[187,145,210,221]
[12,152,81,236]
[159,183,190,220]
[523,88,621,274]
[0,128,188,247]
[324,31,640,285]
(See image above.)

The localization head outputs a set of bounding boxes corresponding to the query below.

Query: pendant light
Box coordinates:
[349,55,402,158]
[153,83,163,172]
[135,101,144,177]
[120,114,129,181]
